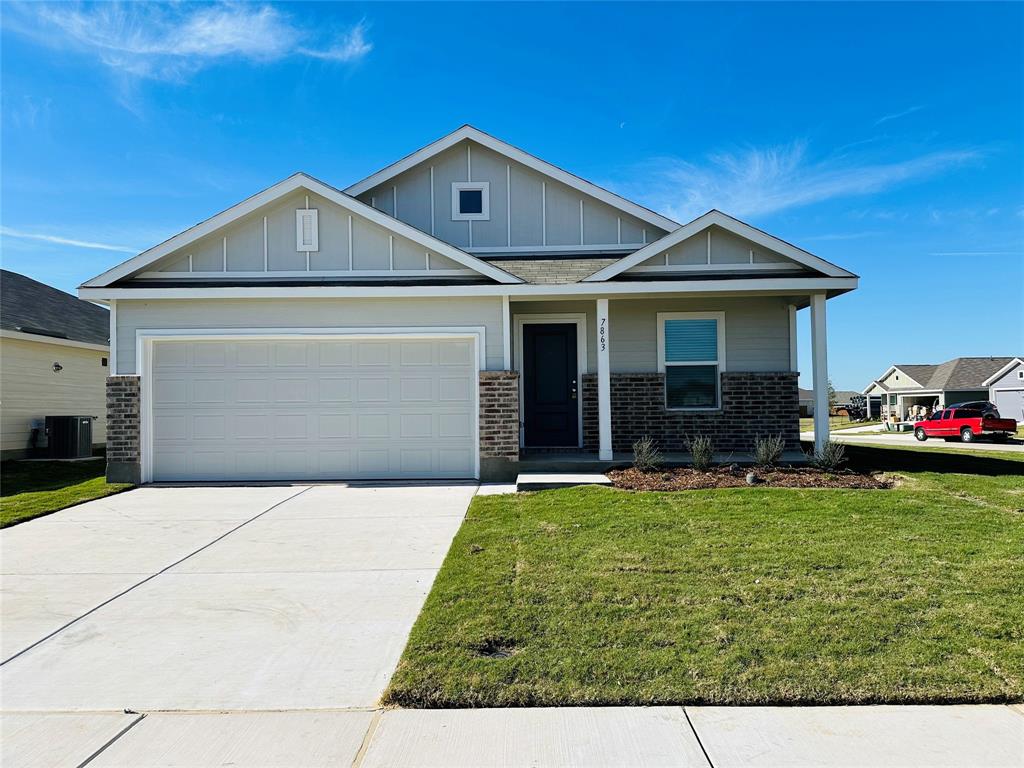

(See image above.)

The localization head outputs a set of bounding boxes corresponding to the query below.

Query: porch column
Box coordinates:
[597,298,612,460]
[865,394,872,419]
[810,293,829,453]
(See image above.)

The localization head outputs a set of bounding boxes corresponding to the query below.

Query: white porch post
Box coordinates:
[810,293,829,453]
[501,295,511,370]
[596,298,612,460]
[865,394,871,419]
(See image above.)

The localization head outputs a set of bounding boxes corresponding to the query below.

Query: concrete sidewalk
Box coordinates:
[3,704,1020,767]
[800,430,1024,453]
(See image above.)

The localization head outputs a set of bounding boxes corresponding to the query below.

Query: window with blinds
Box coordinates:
[657,313,725,409]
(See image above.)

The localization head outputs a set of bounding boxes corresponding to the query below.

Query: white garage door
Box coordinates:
[149,337,477,481]
[994,389,1024,422]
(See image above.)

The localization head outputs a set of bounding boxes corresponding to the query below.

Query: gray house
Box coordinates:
[80,126,857,483]
[863,356,1018,421]
[984,357,1024,421]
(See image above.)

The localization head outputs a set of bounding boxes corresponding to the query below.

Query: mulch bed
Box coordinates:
[608,465,892,491]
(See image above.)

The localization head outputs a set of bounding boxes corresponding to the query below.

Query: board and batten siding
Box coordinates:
[114,297,507,375]
[630,225,793,270]
[609,297,792,373]
[988,361,1024,391]
[356,141,666,251]
[0,337,108,455]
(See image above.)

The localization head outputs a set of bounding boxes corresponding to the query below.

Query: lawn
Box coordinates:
[386,449,1024,708]
[799,416,881,433]
[1,459,131,528]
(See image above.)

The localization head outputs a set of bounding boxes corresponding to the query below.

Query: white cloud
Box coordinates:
[5,2,371,81]
[1,226,138,253]
[627,141,983,222]
[874,105,924,126]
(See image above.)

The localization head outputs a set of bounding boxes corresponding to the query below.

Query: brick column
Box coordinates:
[479,370,519,481]
[106,376,141,484]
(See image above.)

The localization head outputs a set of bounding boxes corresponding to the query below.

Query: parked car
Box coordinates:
[914,407,1017,443]
[945,401,1001,417]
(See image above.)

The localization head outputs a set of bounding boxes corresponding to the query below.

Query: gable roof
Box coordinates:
[81,173,523,288]
[983,357,1024,386]
[343,125,680,233]
[2,270,108,346]
[867,357,1016,393]
[584,210,857,281]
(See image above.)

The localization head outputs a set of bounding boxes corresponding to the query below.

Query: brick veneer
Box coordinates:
[106,375,141,484]
[479,371,520,461]
[582,371,799,453]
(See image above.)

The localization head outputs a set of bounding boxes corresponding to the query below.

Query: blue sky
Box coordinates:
[2,1,1021,389]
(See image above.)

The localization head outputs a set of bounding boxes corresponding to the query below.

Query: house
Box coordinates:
[984,357,1024,421]
[1,270,110,459]
[797,388,861,417]
[862,356,1019,422]
[78,126,857,484]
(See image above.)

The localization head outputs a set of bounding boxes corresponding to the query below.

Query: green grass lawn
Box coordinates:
[799,416,881,433]
[1,459,131,528]
[386,449,1024,708]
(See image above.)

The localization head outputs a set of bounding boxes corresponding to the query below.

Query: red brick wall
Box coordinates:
[479,371,520,461]
[582,371,799,452]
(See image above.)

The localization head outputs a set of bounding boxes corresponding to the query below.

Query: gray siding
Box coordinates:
[634,225,792,271]
[359,140,667,253]
[988,361,1024,390]
[115,297,506,374]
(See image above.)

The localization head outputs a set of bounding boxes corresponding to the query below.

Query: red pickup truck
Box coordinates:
[914,407,1017,443]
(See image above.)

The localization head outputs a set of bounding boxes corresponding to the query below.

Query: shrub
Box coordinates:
[631,435,663,472]
[807,440,846,471]
[753,434,786,468]
[686,434,714,471]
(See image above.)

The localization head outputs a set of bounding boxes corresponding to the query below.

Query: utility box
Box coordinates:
[45,416,93,459]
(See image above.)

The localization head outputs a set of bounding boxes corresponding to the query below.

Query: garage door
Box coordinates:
[994,389,1024,422]
[149,337,477,481]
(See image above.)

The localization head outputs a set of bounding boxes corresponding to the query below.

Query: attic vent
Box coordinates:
[295,209,319,252]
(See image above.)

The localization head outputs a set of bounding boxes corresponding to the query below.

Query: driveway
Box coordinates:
[1,483,472,762]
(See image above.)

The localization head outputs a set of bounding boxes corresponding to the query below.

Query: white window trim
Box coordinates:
[513,313,588,448]
[295,209,319,252]
[451,181,490,221]
[656,311,726,412]
[135,326,485,484]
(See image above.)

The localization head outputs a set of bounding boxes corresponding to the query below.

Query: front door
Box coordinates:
[523,323,579,447]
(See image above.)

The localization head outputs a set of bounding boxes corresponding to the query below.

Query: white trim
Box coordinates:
[706,230,711,264]
[982,357,1024,386]
[991,386,1024,392]
[585,210,856,281]
[513,313,588,449]
[541,182,547,246]
[137,270,475,279]
[136,326,486,484]
[501,295,511,370]
[222,237,227,271]
[656,311,726,411]
[451,181,490,221]
[596,299,612,460]
[467,243,642,255]
[429,166,435,235]
[506,164,511,247]
[0,328,109,353]
[343,125,680,232]
[81,173,522,287]
[109,299,117,374]
[263,217,268,271]
[629,262,803,274]
[788,304,798,373]
[80,276,859,301]
[579,199,585,245]
[810,293,829,453]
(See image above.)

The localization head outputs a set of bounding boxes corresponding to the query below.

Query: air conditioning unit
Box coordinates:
[45,416,93,459]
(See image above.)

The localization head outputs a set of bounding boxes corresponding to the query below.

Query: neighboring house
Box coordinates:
[1,270,110,459]
[79,126,857,484]
[862,356,1018,422]
[984,357,1024,422]
[798,388,861,417]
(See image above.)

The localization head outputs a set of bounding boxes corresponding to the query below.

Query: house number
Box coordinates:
[599,318,607,352]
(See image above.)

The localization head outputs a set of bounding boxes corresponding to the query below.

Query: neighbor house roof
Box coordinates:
[1,270,108,346]
[867,357,1016,393]
[799,388,860,404]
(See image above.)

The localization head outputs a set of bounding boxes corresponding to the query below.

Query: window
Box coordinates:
[657,312,725,410]
[101,357,108,367]
[451,182,490,221]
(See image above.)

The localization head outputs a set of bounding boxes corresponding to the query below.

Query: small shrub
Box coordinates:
[753,434,786,468]
[632,435,663,472]
[686,434,714,471]
[807,440,846,471]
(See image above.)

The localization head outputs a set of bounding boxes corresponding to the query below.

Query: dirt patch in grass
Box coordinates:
[608,465,891,491]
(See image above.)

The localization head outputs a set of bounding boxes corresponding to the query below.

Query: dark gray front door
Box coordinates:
[523,323,578,446]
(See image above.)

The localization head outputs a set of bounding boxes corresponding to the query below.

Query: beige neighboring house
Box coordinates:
[1,270,110,459]
[79,125,857,484]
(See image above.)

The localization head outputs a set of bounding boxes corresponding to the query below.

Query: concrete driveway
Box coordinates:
[1,483,472,763]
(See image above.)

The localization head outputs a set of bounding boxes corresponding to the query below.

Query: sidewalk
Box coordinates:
[6,704,1021,767]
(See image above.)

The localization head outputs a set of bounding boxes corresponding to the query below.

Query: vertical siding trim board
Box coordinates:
[582,371,800,453]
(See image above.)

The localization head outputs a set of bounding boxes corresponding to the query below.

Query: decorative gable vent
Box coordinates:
[295,209,319,252]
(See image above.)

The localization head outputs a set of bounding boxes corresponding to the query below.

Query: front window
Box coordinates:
[658,312,725,410]
[451,182,490,221]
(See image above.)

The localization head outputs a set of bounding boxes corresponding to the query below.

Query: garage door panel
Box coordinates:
[151,338,478,481]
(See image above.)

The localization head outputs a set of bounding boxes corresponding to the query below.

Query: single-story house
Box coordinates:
[1,270,110,459]
[79,126,858,484]
[984,357,1024,421]
[862,356,1018,422]
[797,388,861,417]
